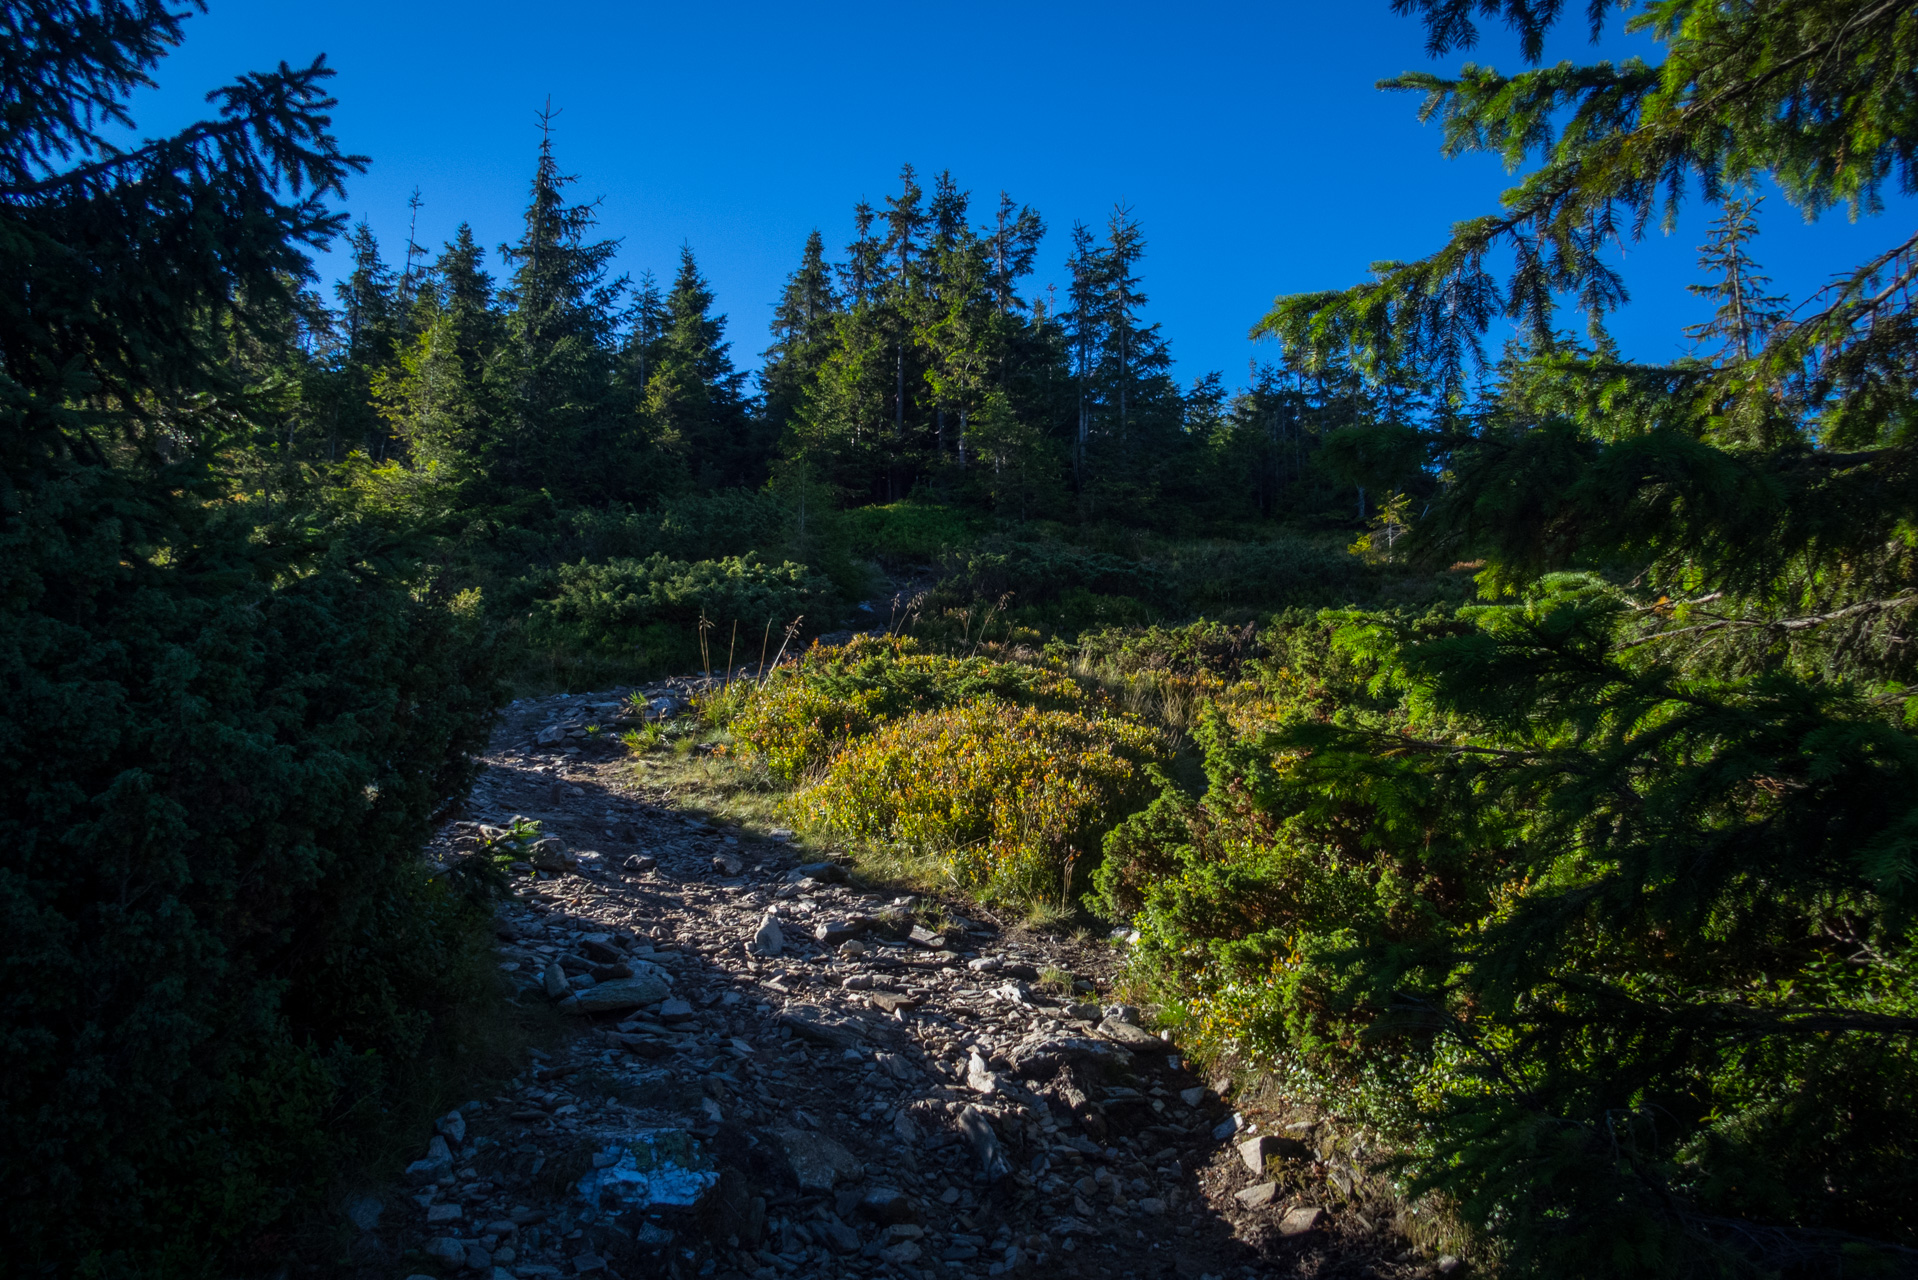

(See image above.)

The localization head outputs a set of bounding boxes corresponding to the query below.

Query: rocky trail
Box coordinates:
[351,685,1452,1280]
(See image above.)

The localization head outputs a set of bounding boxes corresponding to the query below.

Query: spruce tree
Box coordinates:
[1232,1,1918,1271]
[619,269,669,402]
[761,229,840,436]
[0,6,499,1269]
[1684,195,1789,362]
[331,219,400,458]
[495,106,626,500]
[646,244,756,489]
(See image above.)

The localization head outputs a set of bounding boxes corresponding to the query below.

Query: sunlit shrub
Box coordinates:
[718,634,1091,780]
[797,698,1165,905]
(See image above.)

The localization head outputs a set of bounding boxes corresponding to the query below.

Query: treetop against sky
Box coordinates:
[119,0,1917,382]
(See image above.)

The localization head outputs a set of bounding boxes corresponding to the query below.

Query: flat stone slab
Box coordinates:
[1235,1181,1279,1209]
[1096,1016,1163,1051]
[768,1127,860,1190]
[813,916,874,946]
[776,1004,872,1050]
[558,971,670,1014]
[1279,1205,1326,1235]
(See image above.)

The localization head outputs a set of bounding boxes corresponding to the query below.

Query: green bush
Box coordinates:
[841,501,984,562]
[567,490,787,562]
[798,698,1165,906]
[934,538,1172,610]
[1062,619,1264,676]
[1156,535,1368,611]
[526,552,840,669]
[0,480,504,1275]
[720,634,1089,780]
[1098,602,1918,1275]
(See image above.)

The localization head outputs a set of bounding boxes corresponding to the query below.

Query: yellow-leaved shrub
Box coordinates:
[721,634,1092,783]
[795,698,1165,906]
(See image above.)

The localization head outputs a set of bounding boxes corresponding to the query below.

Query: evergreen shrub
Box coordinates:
[841,501,984,562]
[0,479,504,1274]
[526,553,839,668]
[567,490,786,562]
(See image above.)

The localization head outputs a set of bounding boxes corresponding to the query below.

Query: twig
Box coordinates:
[1619,593,1918,650]
[764,615,805,680]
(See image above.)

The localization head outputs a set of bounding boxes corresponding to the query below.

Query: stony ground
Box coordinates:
[350,684,1455,1280]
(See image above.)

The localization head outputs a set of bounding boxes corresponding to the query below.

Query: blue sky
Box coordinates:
[130,0,1915,386]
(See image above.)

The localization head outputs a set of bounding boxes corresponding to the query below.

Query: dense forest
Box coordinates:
[232,121,1445,680]
[3,0,1914,1277]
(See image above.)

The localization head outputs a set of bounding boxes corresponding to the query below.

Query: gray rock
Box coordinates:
[1003,1033,1115,1080]
[1436,1256,1465,1275]
[1278,1205,1325,1235]
[1096,1016,1163,1052]
[425,1202,463,1223]
[791,861,848,884]
[908,925,944,948]
[1238,1134,1281,1175]
[424,1237,466,1266]
[463,1242,493,1271]
[1102,1004,1140,1025]
[543,959,570,1000]
[1178,1086,1207,1107]
[436,1109,466,1145]
[966,956,1002,973]
[557,971,672,1014]
[879,1241,923,1264]
[579,937,624,964]
[813,916,873,946]
[857,1185,918,1224]
[1138,1196,1167,1215]
[821,1220,861,1253]
[776,1005,870,1050]
[657,997,695,1022]
[711,852,744,876]
[405,1135,454,1184]
[768,1127,861,1190]
[1234,1182,1279,1209]
[529,837,576,873]
[751,914,784,957]
[623,854,657,872]
[1212,1113,1244,1141]
[957,1105,1013,1183]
